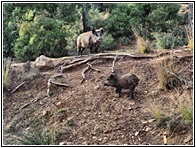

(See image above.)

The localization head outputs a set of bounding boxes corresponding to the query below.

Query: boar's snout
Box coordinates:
[98,38,102,42]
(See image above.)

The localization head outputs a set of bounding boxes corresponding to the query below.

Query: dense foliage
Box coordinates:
[3,3,189,61]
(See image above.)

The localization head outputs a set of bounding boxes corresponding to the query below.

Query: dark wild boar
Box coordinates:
[76,28,103,56]
[104,72,139,99]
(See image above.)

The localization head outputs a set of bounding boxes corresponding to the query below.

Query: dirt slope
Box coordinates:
[3,48,193,145]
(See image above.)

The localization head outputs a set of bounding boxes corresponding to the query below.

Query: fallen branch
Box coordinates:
[55,58,85,72]
[161,66,193,88]
[112,55,117,72]
[80,62,101,84]
[47,74,69,96]
[11,81,27,93]
[61,56,116,73]
[19,97,46,110]
[80,65,90,84]
[87,63,101,73]
[50,81,69,87]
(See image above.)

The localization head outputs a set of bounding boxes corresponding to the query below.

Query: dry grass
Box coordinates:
[156,57,174,89]
[156,57,184,90]
[177,96,193,127]
[185,26,193,52]
[132,27,150,53]
[3,58,12,90]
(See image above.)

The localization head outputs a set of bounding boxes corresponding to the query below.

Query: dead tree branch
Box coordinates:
[80,62,101,84]
[112,55,117,73]
[80,65,90,84]
[19,97,47,110]
[61,56,116,73]
[161,66,193,89]
[47,74,69,96]
[87,63,101,73]
[11,81,27,93]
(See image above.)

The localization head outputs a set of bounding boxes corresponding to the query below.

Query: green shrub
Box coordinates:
[106,4,141,38]
[14,16,68,62]
[99,33,117,52]
[153,32,174,49]
[119,37,132,46]
[179,99,193,127]
[9,127,55,145]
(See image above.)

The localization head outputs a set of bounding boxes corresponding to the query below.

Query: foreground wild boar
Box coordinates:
[76,28,103,56]
[104,72,139,99]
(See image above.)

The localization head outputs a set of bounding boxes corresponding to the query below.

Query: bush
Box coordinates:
[106,4,141,38]
[173,26,188,47]
[153,32,174,49]
[118,37,132,46]
[99,33,117,52]
[132,27,151,53]
[14,16,68,62]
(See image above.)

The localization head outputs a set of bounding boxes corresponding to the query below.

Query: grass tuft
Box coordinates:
[3,57,12,90]
[132,27,151,53]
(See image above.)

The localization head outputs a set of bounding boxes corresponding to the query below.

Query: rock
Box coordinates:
[145,127,152,132]
[34,55,54,70]
[56,102,61,106]
[43,110,50,116]
[59,142,67,145]
[148,119,156,123]
[144,90,148,94]
[82,141,88,145]
[142,121,148,124]
[94,85,100,90]
[135,131,139,136]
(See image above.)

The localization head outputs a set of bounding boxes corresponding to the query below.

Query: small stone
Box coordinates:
[135,131,139,136]
[145,127,152,132]
[59,142,66,145]
[82,141,87,145]
[43,110,49,116]
[142,121,148,124]
[148,119,156,123]
[56,102,61,106]
[94,85,100,90]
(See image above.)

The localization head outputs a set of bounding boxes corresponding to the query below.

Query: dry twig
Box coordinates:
[112,55,117,73]
[11,81,27,93]
[80,62,101,84]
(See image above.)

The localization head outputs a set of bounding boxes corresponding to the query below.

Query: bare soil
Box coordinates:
[3,47,193,145]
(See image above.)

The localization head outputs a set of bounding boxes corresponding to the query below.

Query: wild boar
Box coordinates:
[76,28,103,56]
[104,72,139,99]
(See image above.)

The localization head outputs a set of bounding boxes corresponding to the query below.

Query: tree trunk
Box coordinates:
[82,4,88,32]
[188,3,193,37]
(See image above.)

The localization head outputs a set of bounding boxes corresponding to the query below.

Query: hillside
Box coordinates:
[3,47,193,145]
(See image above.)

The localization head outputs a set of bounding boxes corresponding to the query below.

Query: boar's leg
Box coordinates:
[116,87,122,98]
[130,88,135,99]
[94,47,98,53]
[89,45,93,54]
[77,47,83,56]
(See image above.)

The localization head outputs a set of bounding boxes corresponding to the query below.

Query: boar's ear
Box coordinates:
[100,28,104,34]
[92,29,96,34]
